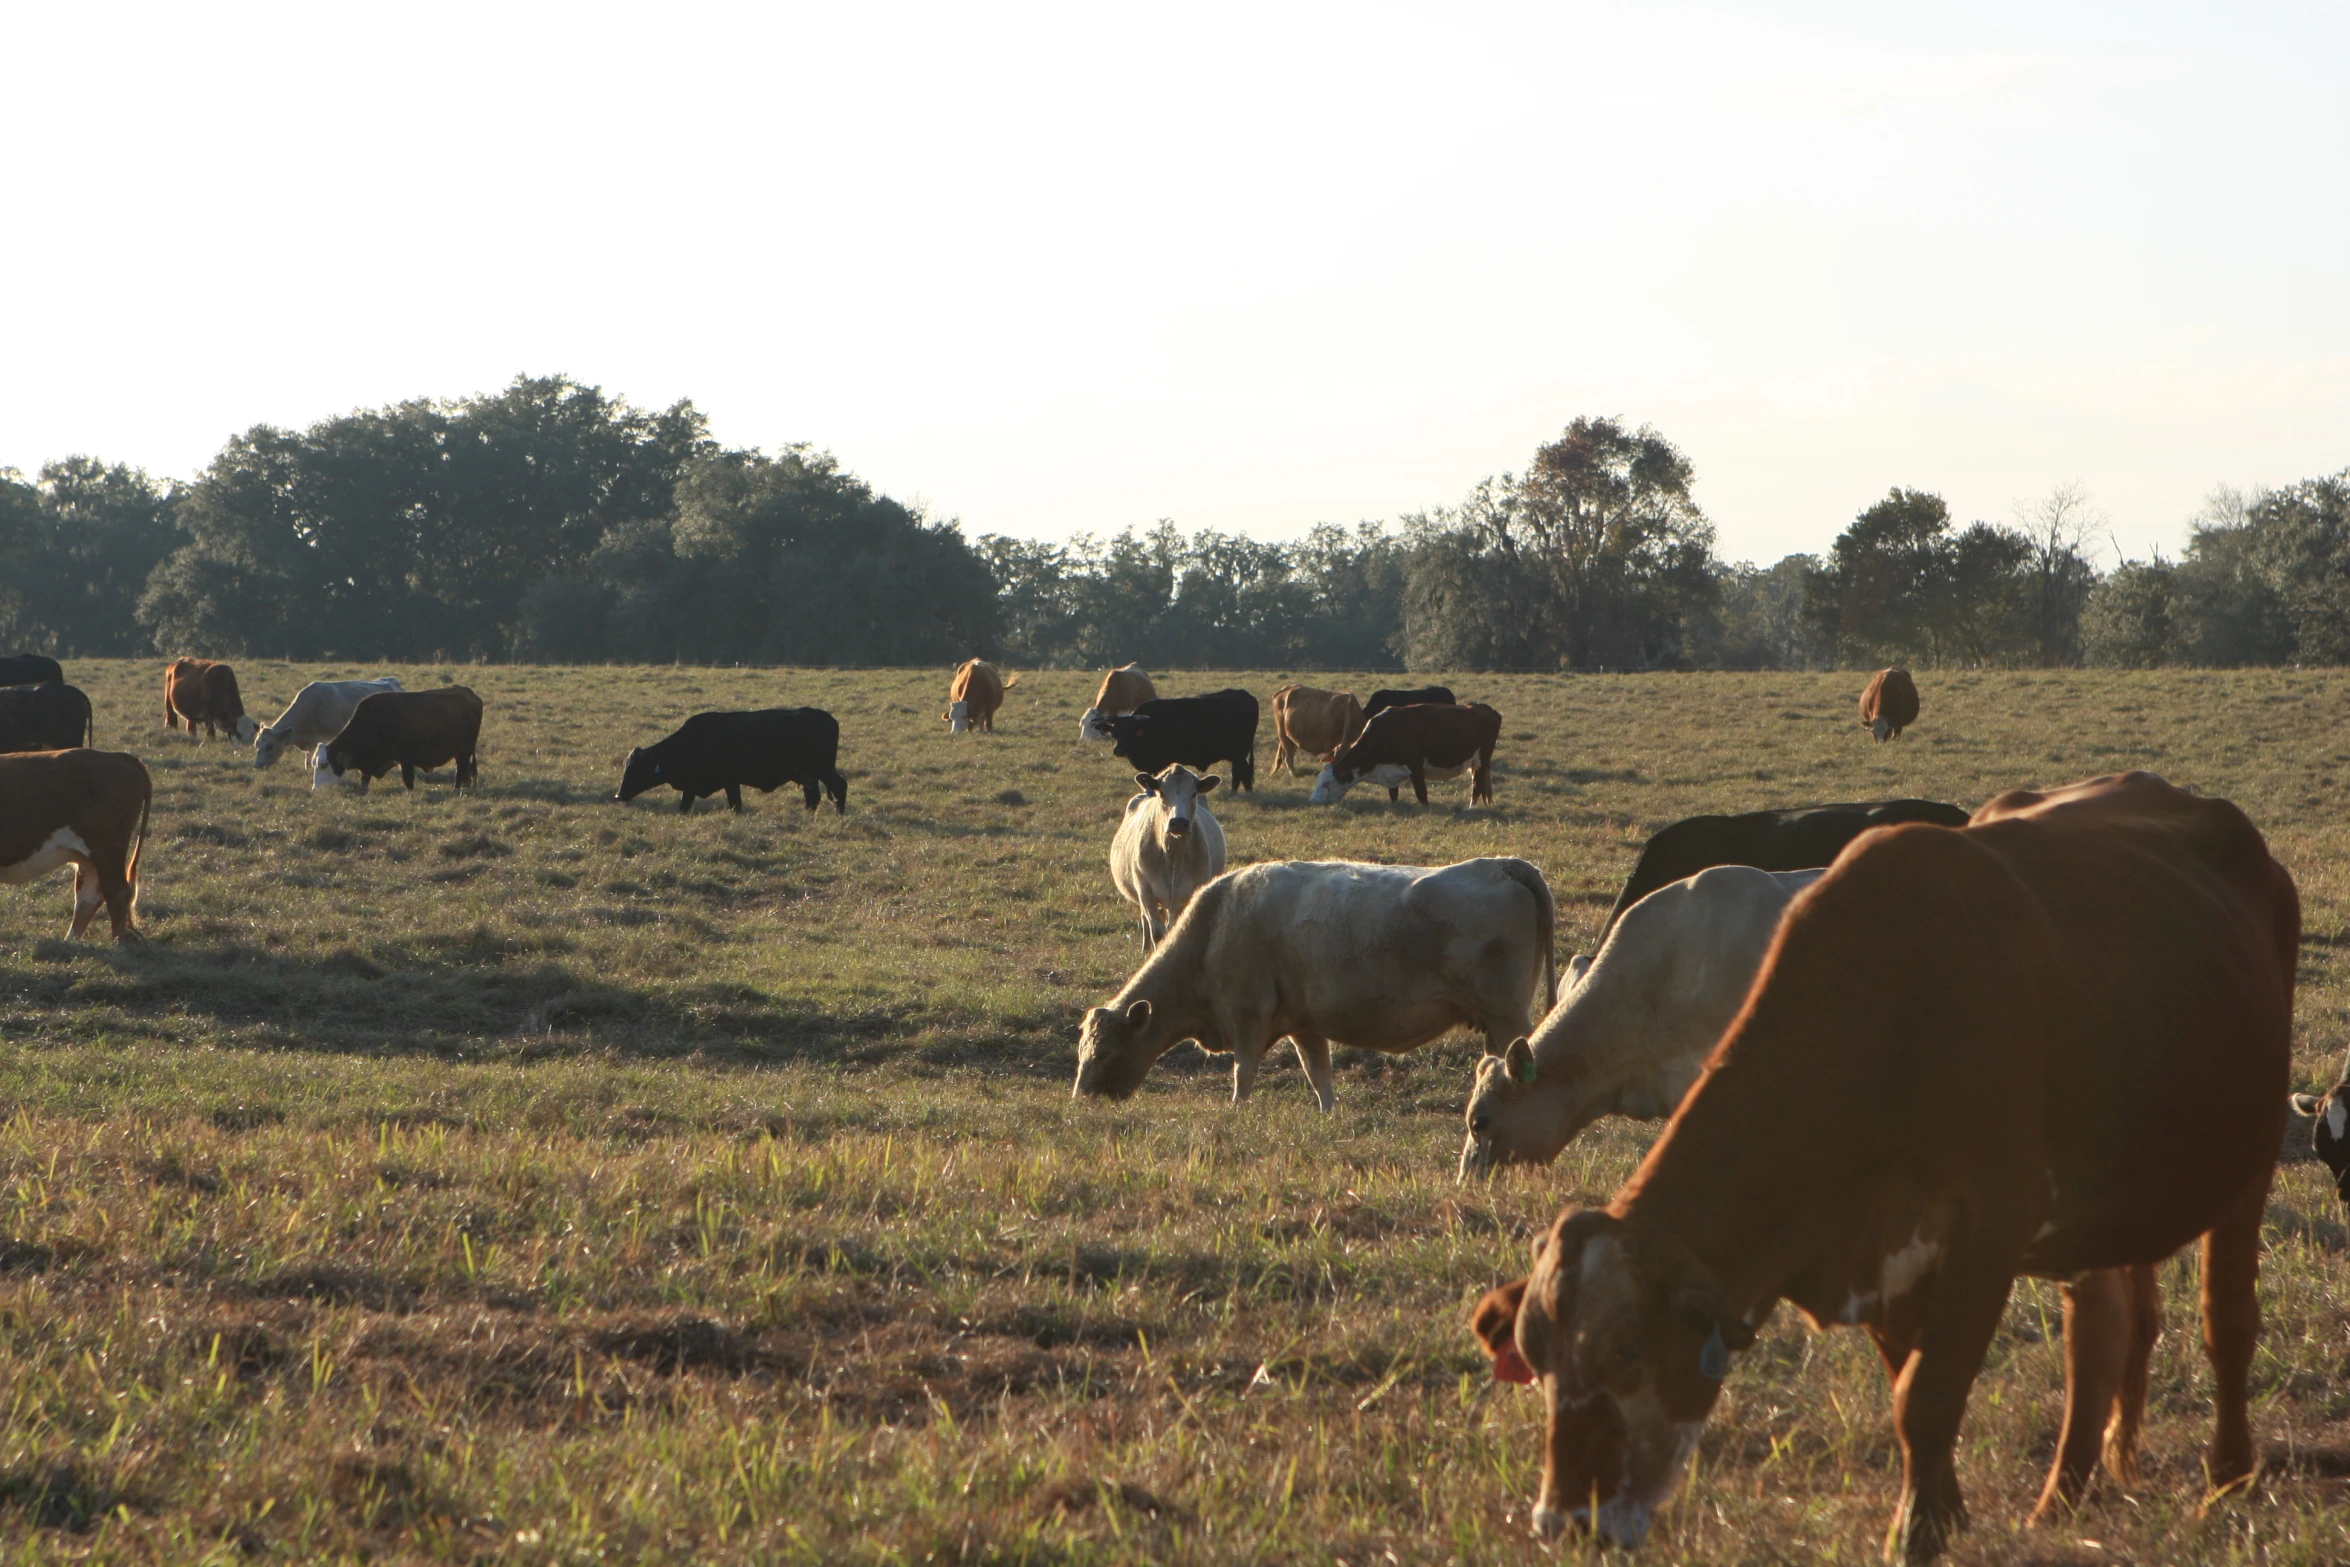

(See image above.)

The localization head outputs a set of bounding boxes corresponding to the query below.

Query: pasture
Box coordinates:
[6,659,2350,1564]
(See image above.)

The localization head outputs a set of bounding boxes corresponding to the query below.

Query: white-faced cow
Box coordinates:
[944,659,1015,733]
[1471,773,2296,1561]
[1109,764,1225,949]
[1270,685,1364,775]
[253,677,404,769]
[616,708,847,814]
[1074,857,1554,1113]
[1079,664,1157,741]
[317,686,483,794]
[1310,701,1500,805]
[0,749,150,942]
[163,657,257,744]
[1860,667,1921,741]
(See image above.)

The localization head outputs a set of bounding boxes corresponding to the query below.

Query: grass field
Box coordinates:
[6,659,2350,1564]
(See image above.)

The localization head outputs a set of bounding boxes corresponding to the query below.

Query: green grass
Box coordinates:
[6,660,2350,1562]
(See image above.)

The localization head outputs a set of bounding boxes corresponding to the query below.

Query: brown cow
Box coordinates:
[1310,702,1499,805]
[164,657,257,744]
[1859,666,1920,741]
[1470,772,2296,1560]
[1270,685,1364,775]
[1079,663,1157,741]
[943,659,1015,734]
[0,749,151,941]
[317,686,483,793]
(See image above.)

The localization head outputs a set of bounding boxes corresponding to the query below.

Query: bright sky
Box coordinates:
[4,2,2343,566]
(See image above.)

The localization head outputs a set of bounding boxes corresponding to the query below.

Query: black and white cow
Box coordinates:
[616,708,848,814]
[1105,690,1259,793]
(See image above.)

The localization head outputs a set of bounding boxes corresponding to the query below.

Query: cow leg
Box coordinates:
[1410,764,1429,805]
[678,791,695,813]
[67,861,103,939]
[165,699,179,730]
[1386,786,1400,803]
[1291,1033,1336,1113]
[2201,1172,2269,1503]
[801,779,821,811]
[2107,1262,2160,1485]
[1884,1256,2018,1561]
[2033,1266,2133,1521]
[725,784,744,813]
[827,772,847,814]
[401,764,417,790]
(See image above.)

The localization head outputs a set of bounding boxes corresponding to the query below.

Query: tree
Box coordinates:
[2082,559,2181,668]
[2011,483,2106,666]
[2245,471,2350,663]
[1805,488,1953,664]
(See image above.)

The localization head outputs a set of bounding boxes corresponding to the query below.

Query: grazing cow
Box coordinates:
[1079,663,1157,741]
[1470,773,2296,1561]
[944,659,1015,733]
[0,654,64,688]
[1270,685,1364,775]
[1109,764,1225,949]
[0,749,150,942]
[1860,666,1921,741]
[163,658,257,744]
[2290,1073,2350,1202]
[1596,799,1971,941]
[1364,684,1454,719]
[1105,689,1259,793]
[253,678,405,768]
[1459,866,1823,1181]
[1310,701,1501,805]
[1074,857,1555,1112]
[318,686,483,793]
[616,708,848,814]
[0,683,94,753]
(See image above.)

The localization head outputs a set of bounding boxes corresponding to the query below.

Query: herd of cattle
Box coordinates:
[1,652,2343,1557]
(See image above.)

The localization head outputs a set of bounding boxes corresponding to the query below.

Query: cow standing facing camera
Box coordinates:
[1109,764,1224,949]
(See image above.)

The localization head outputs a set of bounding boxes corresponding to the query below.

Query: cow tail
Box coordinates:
[84,698,94,748]
[1498,858,1557,1011]
[127,777,151,917]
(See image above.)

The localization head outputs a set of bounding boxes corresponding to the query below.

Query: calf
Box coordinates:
[0,749,150,941]
[1109,764,1225,949]
[1860,666,1921,740]
[0,654,64,688]
[318,686,483,793]
[1270,685,1364,775]
[1596,798,1971,940]
[1079,663,1157,741]
[1106,689,1259,792]
[1460,866,1822,1181]
[944,659,1015,733]
[1364,684,1454,719]
[616,708,848,814]
[1472,773,2296,1560]
[254,677,404,768]
[1075,856,1554,1112]
[0,682,94,753]
[163,657,257,743]
[1310,701,1500,805]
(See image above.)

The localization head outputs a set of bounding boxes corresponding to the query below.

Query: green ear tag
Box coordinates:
[1699,1324,1728,1382]
[1517,1055,1536,1085]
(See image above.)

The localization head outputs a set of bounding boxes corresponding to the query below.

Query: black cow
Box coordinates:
[616,708,848,814]
[1106,689,1259,793]
[0,654,64,688]
[319,686,483,793]
[1597,798,1973,939]
[2291,1074,2350,1204]
[1364,685,1455,719]
[0,682,94,754]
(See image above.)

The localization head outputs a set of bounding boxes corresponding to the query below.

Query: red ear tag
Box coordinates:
[1492,1345,1536,1385]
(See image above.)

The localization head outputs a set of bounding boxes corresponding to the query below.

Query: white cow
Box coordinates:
[1074,857,1555,1113]
[254,678,404,769]
[1457,864,1822,1181]
[1110,764,1225,949]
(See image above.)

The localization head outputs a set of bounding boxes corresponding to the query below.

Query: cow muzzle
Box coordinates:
[1165,816,1190,838]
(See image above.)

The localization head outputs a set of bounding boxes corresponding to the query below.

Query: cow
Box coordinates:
[253,677,405,769]
[944,659,1015,733]
[1469,772,2297,1561]
[163,657,257,744]
[616,708,848,815]
[2290,1072,2350,1202]
[1079,663,1157,741]
[1110,764,1225,949]
[1595,799,1972,941]
[1459,866,1823,1182]
[0,654,64,688]
[1860,666,1921,741]
[1074,856,1555,1113]
[317,686,483,793]
[1270,685,1364,776]
[1309,701,1500,805]
[0,683,94,754]
[0,749,151,942]
[1363,684,1454,719]
[1105,689,1259,793]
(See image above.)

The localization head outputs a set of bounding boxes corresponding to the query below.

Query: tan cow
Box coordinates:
[1109,764,1225,948]
[1859,666,1920,741]
[943,659,1015,733]
[164,658,257,743]
[1079,664,1156,741]
[0,749,151,941]
[1270,685,1364,775]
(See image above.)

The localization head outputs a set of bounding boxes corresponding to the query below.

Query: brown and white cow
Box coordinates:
[1859,667,1920,741]
[943,659,1015,734]
[1310,701,1500,805]
[1470,772,2296,1560]
[1270,685,1364,775]
[164,658,257,744]
[0,749,151,942]
[1079,663,1157,741]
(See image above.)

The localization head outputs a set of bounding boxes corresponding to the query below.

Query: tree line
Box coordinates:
[1,375,2342,671]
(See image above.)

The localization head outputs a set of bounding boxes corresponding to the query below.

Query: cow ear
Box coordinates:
[1504,1036,1536,1085]
[2292,1092,2325,1118]
[1670,1283,1755,1355]
[1124,999,1152,1028]
[1134,772,1158,793]
[1197,775,1219,793]
[1471,1279,1534,1384]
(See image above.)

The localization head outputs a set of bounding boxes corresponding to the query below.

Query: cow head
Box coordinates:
[253,725,291,769]
[1869,715,1894,742]
[1458,1037,1579,1181]
[310,743,357,791]
[1136,765,1217,839]
[2292,1085,2350,1203]
[1476,1210,1749,1547]
[1072,998,1171,1100]
[615,746,663,802]
[1103,713,1145,759]
[945,700,973,733]
[231,714,260,745]
[1079,708,1115,742]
